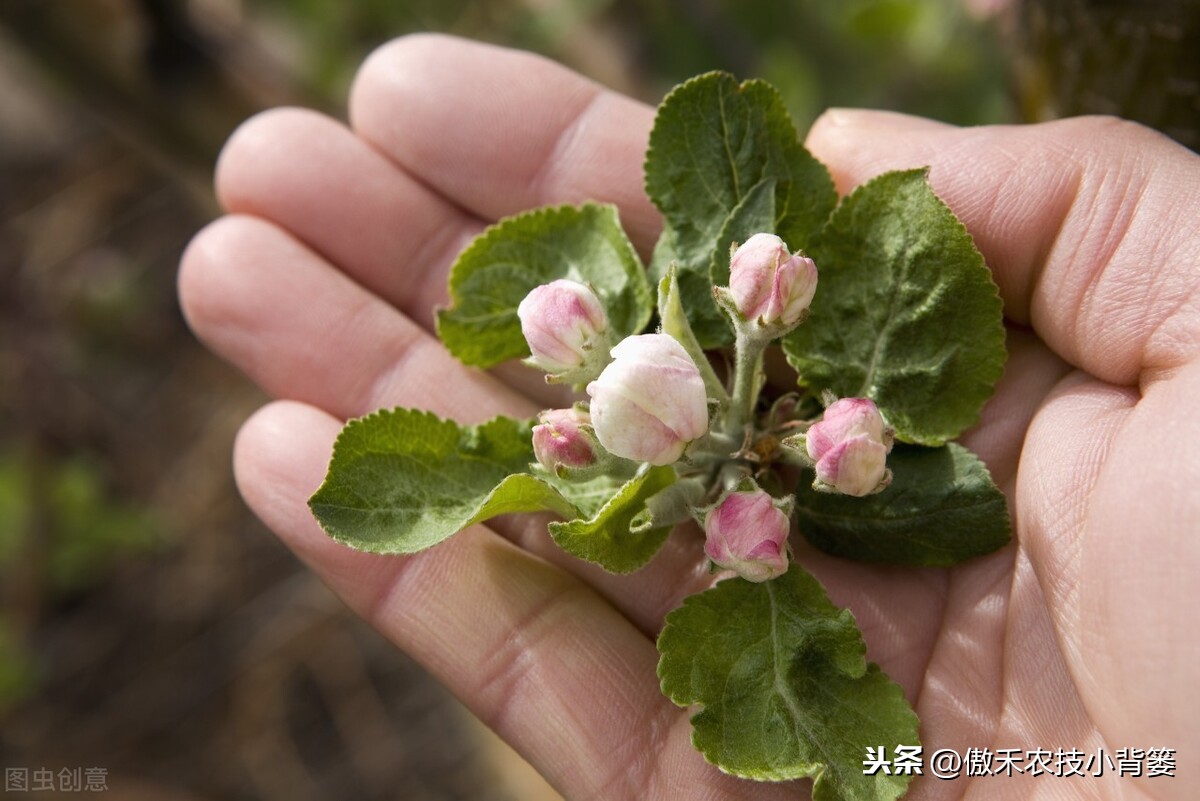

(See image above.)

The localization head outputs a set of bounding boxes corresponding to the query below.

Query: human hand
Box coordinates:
[179,34,1199,800]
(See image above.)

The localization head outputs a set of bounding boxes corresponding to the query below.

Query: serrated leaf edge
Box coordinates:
[786,167,1007,446]
[435,202,653,367]
[795,443,1013,567]
[308,408,562,554]
[547,465,675,574]
[656,572,919,795]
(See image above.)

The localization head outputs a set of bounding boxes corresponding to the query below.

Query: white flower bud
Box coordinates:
[585,334,709,466]
[517,279,609,380]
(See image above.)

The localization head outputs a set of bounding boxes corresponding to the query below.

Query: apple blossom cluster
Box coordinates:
[519,234,895,583]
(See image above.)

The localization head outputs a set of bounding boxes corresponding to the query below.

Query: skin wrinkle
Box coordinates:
[1047,129,1200,387]
[1135,234,1200,385]
[217,107,486,323]
[956,561,1010,714]
[348,55,492,223]
[495,508,717,639]
[1009,156,1082,334]
[528,85,606,207]
[1062,163,1149,384]
[994,554,1063,756]
[594,692,679,800]
[910,570,957,709]
[356,304,438,415]
[183,215,399,408]
[362,525,672,799]
[467,576,584,736]
[1140,298,1200,388]
[362,548,429,641]
[405,216,485,321]
[1019,384,1138,764]
[350,35,662,255]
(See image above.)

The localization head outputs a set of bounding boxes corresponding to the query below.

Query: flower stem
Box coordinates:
[726,329,767,436]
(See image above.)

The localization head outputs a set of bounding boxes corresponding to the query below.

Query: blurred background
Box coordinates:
[0,1,1195,799]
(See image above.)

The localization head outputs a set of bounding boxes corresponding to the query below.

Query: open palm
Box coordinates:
[180,35,1199,800]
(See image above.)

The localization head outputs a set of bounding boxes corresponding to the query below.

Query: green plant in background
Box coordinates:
[633,0,1010,127]
[0,619,34,715]
[0,449,160,594]
[44,457,161,591]
[252,0,1010,126]
[0,448,161,710]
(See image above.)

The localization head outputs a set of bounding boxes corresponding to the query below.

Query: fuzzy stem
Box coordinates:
[726,329,767,435]
[687,429,740,461]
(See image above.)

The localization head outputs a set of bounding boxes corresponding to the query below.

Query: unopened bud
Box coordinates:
[586,333,709,466]
[532,408,595,471]
[805,398,893,496]
[704,487,790,582]
[728,233,818,328]
[517,280,610,381]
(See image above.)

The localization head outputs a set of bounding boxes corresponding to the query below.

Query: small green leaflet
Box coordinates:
[309,409,579,553]
[658,567,919,801]
[546,471,632,521]
[783,169,1006,445]
[549,465,676,573]
[657,264,728,404]
[644,72,836,347]
[795,444,1011,566]
[437,203,653,368]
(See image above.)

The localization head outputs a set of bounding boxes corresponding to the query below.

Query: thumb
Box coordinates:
[805,110,1200,389]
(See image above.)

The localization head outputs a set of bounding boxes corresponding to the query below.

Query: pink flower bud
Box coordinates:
[586,333,709,466]
[805,398,892,496]
[517,280,608,375]
[704,488,790,583]
[813,435,890,497]
[728,233,818,327]
[532,408,594,471]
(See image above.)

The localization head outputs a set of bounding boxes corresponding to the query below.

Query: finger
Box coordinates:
[235,400,800,801]
[806,109,1200,387]
[1022,361,1200,772]
[215,107,483,330]
[178,214,534,423]
[179,213,724,635]
[348,34,662,256]
[957,326,1071,496]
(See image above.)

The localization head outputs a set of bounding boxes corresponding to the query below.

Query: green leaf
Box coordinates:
[310,409,578,553]
[795,443,1011,567]
[658,567,919,800]
[549,465,676,573]
[657,264,728,403]
[708,176,777,290]
[645,72,837,347]
[541,471,629,520]
[783,169,1006,445]
[649,228,729,347]
[437,203,653,368]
